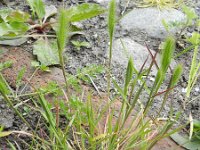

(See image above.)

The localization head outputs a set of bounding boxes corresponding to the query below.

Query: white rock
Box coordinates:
[120,8,185,39]
[182,88,187,93]
[195,87,200,92]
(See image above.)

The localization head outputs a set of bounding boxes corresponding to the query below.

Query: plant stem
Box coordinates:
[58,49,69,97]
[107,41,113,97]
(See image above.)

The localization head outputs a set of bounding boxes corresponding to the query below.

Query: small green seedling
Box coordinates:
[0,61,13,71]
[71,40,90,51]
[31,61,50,72]
[22,106,31,116]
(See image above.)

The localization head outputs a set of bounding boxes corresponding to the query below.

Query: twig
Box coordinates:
[85,74,102,98]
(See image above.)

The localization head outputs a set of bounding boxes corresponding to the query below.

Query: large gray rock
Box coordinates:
[120,8,185,39]
[111,38,176,76]
[111,38,159,75]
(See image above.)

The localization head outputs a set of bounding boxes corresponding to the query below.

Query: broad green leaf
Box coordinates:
[0,38,28,46]
[171,133,200,150]
[33,38,59,66]
[0,9,29,23]
[0,22,29,37]
[6,10,30,22]
[66,3,105,22]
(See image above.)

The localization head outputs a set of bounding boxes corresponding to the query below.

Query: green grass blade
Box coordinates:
[161,37,175,73]
[107,0,116,96]
[124,57,134,95]
[57,9,69,52]
[170,64,183,87]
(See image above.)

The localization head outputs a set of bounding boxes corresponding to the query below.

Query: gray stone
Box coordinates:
[111,38,159,75]
[111,38,176,76]
[120,8,185,39]
[0,101,14,128]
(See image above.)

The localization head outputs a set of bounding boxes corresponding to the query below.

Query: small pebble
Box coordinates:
[194,87,200,92]
[149,77,155,82]
[182,88,187,93]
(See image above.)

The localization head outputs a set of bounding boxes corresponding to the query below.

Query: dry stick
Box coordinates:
[144,42,160,70]
[152,86,177,98]
[121,0,130,15]
[19,67,39,95]
[145,42,174,73]
[85,74,102,98]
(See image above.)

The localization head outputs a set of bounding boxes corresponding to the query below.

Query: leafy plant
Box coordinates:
[26,0,46,21]
[0,9,30,37]
[67,64,104,91]
[71,40,90,51]
[56,8,70,96]
[162,5,200,103]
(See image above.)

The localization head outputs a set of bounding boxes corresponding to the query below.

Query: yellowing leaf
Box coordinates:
[0,131,12,138]
[0,130,33,138]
